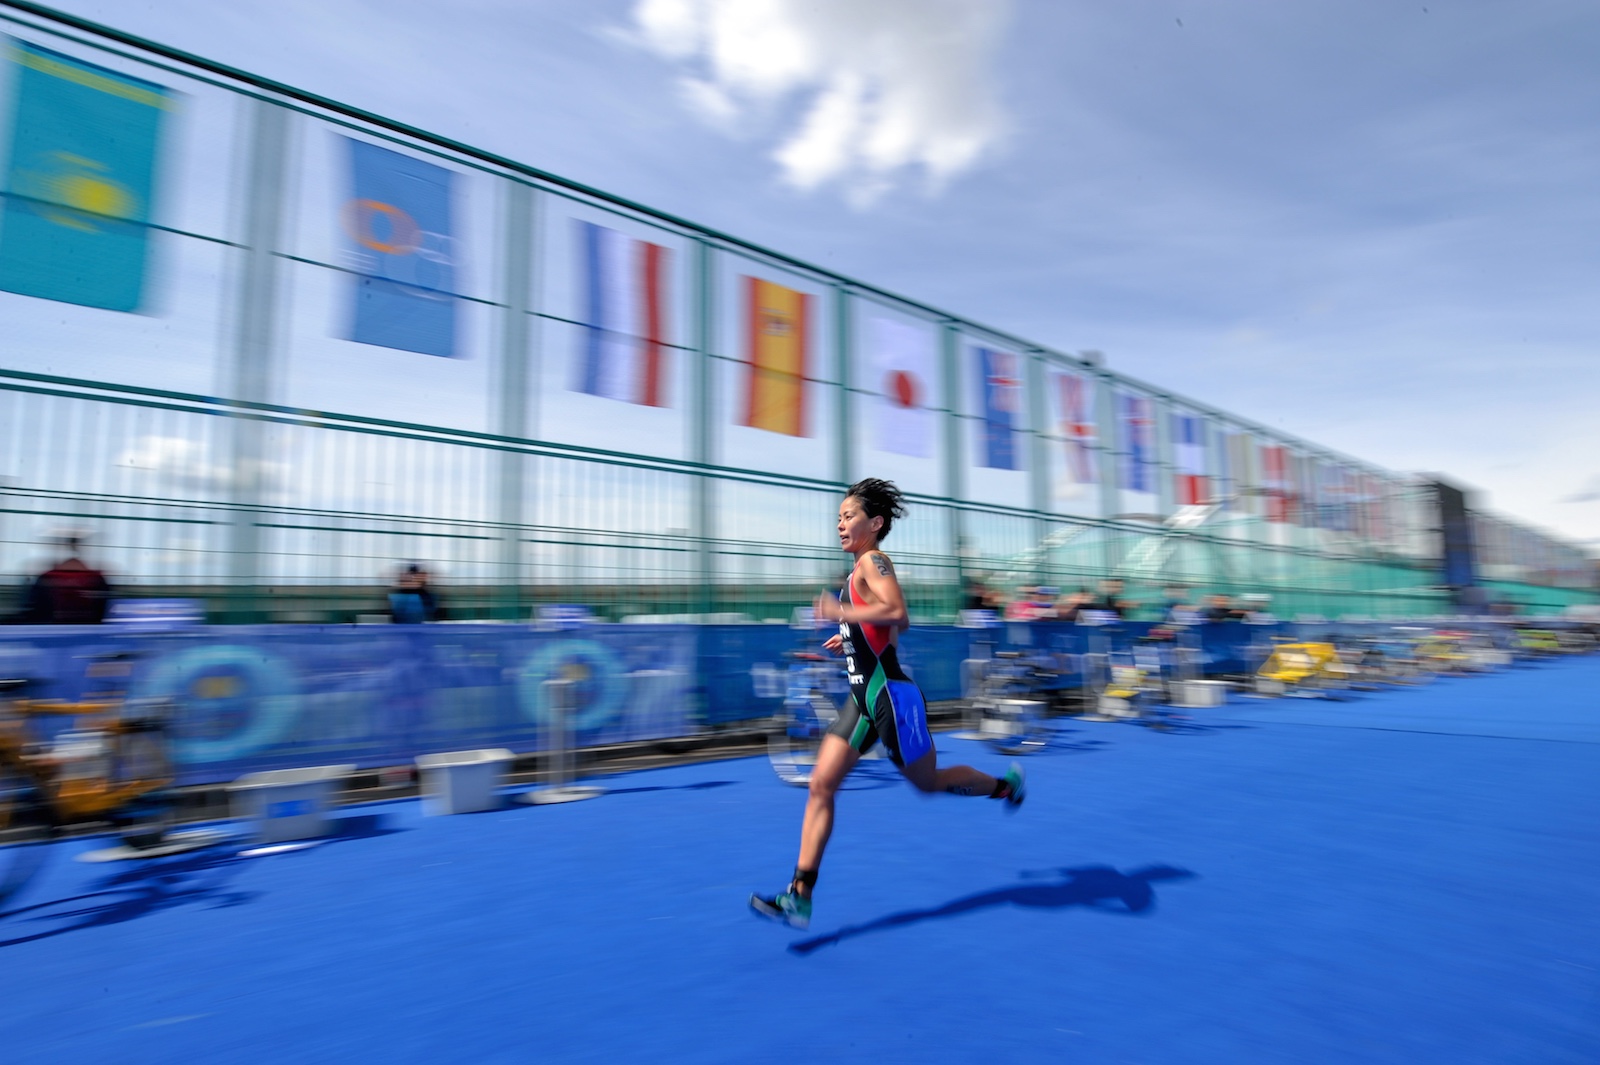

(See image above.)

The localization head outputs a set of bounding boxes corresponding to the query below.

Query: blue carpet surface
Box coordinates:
[2,657,1597,1063]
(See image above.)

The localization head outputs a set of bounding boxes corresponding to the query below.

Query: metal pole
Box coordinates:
[520,676,604,804]
[1026,349,1049,585]
[834,284,852,488]
[1095,369,1120,578]
[691,239,715,616]
[941,322,965,595]
[494,181,534,621]
[226,95,290,623]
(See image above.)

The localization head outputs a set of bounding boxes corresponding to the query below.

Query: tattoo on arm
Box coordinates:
[869,553,894,578]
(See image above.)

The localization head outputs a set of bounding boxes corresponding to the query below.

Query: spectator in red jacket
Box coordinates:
[19,536,112,624]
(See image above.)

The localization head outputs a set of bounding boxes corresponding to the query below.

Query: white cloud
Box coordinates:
[631,0,1011,203]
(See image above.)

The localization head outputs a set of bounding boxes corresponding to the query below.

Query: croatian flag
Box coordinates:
[871,316,935,458]
[1054,371,1096,489]
[1119,393,1154,492]
[977,347,1023,470]
[573,220,670,406]
[1172,412,1209,506]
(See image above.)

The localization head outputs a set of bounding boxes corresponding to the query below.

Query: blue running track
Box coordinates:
[2,657,1597,1063]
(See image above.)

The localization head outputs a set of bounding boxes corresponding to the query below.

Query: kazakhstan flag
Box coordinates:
[0,40,171,312]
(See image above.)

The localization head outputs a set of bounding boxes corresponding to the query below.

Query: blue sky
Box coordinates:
[27,0,1600,548]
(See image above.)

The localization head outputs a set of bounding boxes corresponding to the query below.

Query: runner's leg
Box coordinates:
[898,748,1000,795]
[794,734,860,896]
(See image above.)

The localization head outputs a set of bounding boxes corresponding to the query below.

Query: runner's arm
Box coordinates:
[814,553,909,631]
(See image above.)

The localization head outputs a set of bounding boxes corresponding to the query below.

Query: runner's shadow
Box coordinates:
[605,780,738,796]
[1140,715,1256,736]
[789,864,1196,955]
[0,846,256,948]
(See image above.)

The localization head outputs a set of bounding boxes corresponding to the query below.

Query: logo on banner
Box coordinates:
[517,639,625,732]
[132,645,301,764]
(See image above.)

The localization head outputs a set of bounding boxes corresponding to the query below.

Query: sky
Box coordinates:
[15,0,1600,548]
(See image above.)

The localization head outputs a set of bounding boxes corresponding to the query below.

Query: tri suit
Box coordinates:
[826,575,933,767]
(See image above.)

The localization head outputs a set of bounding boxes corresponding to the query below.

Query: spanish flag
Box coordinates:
[742,277,809,437]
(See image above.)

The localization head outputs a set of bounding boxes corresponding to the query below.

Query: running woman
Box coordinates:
[751,478,1025,929]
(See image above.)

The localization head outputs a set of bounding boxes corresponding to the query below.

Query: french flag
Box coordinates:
[1172,412,1209,506]
[574,220,670,407]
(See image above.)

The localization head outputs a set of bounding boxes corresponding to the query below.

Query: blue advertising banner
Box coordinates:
[0,39,171,311]
[0,620,1328,785]
[342,137,459,358]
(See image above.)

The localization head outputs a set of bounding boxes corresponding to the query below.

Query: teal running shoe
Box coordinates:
[749,889,812,929]
[1002,762,1026,811]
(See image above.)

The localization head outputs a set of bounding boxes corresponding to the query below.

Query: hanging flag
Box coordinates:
[1118,393,1155,492]
[1260,444,1291,522]
[1052,371,1096,493]
[572,220,671,406]
[1171,412,1209,506]
[975,347,1023,470]
[342,138,459,358]
[1349,472,1372,541]
[868,315,936,458]
[0,40,172,311]
[742,276,808,436]
[1366,476,1390,545]
[1321,464,1353,532]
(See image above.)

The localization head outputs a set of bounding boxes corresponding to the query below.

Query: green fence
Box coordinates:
[0,3,1591,624]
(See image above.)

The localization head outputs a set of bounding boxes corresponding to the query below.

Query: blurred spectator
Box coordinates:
[1005,585,1059,621]
[15,535,112,624]
[1161,585,1202,623]
[961,575,988,612]
[1237,593,1276,623]
[388,563,442,624]
[1086,577,1132,618]
[1055,588,1092,622]
[1204,594,1246,622]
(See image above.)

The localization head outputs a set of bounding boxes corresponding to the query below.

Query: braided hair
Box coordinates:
[845,478,907,542]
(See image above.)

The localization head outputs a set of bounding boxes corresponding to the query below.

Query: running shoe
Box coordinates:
[749,889,812,929]
[1002,762,1026,811]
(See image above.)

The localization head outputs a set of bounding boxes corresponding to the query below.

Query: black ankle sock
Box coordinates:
[990,778,1012,799]
[791,867,818,896]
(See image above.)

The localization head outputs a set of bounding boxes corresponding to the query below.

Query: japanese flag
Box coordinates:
[870,316,936,458]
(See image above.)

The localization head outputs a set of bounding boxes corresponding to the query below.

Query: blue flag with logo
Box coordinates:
[976,346,1022,470]
[343,138,459,358]
[0,39,171,312]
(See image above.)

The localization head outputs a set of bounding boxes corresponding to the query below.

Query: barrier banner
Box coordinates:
[0,39,171,311]
[0,625,695,785]
[342,137,459,357]
[0,619,1416,786]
